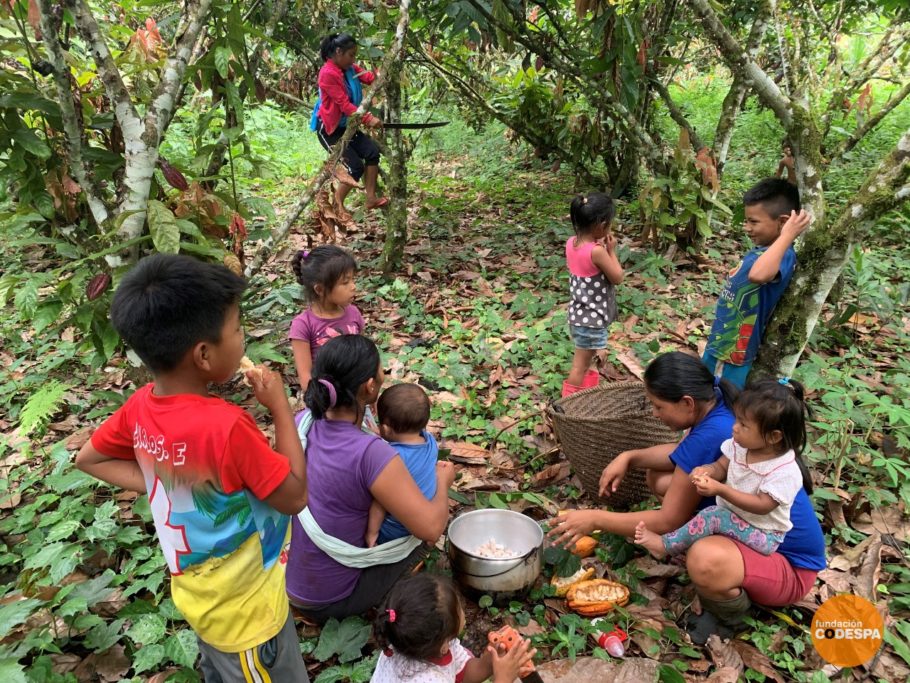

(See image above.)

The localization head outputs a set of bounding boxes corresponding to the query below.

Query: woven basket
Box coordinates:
[548,381,680,509]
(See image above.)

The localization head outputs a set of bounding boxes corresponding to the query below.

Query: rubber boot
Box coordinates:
[685,590,751,645]
[561,380,585,398]
[582,369,600,388]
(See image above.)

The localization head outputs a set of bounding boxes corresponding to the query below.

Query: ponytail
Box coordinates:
[736,378,813,493]
[569,191,615,235]
[373,574,462,663]
[303,335,379,420]
[644,351,738,410]
[319,32,357,62]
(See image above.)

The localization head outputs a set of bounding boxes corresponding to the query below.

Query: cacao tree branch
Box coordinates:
[832,79,910,160]
[466,0,667,169]
[244,0,412,278]
[753,128,910,377]
[146,0,214,136]
[823,27,908,137]
[68,0,141,138]
[35,0,109,227]
[687,0,793,127]
[713,2,771,173]
[652,80,704,151]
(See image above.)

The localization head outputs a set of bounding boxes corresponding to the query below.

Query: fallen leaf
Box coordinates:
[444,441,490,465]
[706,634,743,678]
[615,351,645,380]
[517,619,546,637]
[65,427,93,451]
[853,507,910,541]
[730,640,784,682]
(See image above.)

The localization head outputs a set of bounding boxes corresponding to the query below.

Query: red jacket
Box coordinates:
[317,60,377,134]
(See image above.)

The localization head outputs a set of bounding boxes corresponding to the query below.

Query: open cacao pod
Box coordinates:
[566,579,630,616]
[550,566,595,597]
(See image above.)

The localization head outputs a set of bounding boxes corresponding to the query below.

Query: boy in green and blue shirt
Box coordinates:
[703,179,811,387]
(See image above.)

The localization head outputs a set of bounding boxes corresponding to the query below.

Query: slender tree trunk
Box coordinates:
[713,79,746,174]
[380,60,408,275]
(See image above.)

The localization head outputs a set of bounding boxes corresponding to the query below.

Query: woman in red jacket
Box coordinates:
[313,33,388,220]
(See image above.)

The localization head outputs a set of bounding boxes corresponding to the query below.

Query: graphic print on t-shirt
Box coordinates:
[313,321,362,348]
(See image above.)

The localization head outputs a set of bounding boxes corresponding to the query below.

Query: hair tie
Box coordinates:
[299,249,310,261]
[387,608,396,623]
[582,195,588,204]
[778,377,794,390]
[318,378,337,408]
[713,376,720,389]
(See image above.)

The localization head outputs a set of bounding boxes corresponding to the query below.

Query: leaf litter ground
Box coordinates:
[2,131,910,682]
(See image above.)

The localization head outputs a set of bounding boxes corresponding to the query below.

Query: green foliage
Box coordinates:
[17,381,70,436]
[312,617,372,664]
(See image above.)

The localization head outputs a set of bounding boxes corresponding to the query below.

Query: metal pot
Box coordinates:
[447,509,543,598]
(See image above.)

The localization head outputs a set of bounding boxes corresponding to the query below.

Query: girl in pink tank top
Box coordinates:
[563,193,624,397]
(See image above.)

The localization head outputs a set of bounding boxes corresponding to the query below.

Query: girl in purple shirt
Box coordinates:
[289,246,365,392]
[286,335,455,623]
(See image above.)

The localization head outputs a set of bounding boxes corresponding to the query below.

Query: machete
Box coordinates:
[380,121,450,129]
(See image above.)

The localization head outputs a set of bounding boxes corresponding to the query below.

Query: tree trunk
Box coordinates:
[380,59,408,275]
[753,129,910,376]
[713,78,746,174]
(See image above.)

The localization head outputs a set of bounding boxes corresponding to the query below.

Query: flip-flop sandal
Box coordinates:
[366,197,389,210]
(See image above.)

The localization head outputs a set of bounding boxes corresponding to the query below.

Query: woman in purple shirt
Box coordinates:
[285,335,454,622]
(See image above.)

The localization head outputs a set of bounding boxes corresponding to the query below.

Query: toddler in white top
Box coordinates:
[636,378,811,558]
[371,574,535,683]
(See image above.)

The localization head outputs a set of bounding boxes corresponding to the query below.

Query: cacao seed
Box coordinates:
[86,273,111,301]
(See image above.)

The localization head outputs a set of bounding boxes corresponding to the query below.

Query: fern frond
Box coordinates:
[18,381,71,436]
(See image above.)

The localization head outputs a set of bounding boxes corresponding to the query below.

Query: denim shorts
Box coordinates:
[569,324,608,350]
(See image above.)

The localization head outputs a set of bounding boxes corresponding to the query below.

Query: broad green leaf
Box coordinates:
[165,629,199,668]
[0,659,28,683]
[0,598,43,639]
[0,92,62,119]
[127,613,167,645]
[312,616,371,663]
[86,617,123,652]
[133,643,166,673]
[147,200,181,254]
[13,278,38,318]
[214,46,231,79]
[12,127,51,159]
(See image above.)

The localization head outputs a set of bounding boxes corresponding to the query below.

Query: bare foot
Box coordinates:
[634,521,668,560]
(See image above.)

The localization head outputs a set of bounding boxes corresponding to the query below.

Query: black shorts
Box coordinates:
[316,123,381,181]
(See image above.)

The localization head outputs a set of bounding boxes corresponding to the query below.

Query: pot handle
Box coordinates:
[456,546,539,579]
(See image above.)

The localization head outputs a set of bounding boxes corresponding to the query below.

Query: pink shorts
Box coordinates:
[733,540,818,606]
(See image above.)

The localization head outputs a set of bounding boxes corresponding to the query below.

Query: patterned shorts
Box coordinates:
[569,325,608,350]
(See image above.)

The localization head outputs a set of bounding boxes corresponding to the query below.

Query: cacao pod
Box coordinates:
[223,253,242,276]
[566,579,630,617]
[159,158,189,191]
[86,273,111,301]
[572,535,598,558]
[551,566,595,597]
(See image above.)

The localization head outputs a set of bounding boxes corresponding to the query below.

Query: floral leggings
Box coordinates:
[661,505,785,556]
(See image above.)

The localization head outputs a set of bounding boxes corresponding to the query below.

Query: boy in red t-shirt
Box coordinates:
[76,254,309,681]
